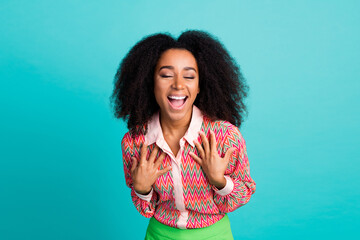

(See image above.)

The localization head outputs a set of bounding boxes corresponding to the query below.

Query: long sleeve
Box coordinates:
[212,125,256,213]
[121,133,157,218]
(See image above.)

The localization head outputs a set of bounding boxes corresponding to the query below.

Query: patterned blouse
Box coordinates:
[121,106,256,229]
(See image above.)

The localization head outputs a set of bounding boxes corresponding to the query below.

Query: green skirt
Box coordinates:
[144,214,234,240]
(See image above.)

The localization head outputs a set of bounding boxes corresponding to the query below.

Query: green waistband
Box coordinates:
[145,214,234,240]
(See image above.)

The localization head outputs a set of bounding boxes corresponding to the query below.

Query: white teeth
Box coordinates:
[168,96,186,100]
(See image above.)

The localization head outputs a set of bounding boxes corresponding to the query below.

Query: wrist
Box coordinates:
[209,176,226,190]
[134,185,152,195]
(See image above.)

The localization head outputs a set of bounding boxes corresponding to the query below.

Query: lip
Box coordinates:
[167,96,188,110]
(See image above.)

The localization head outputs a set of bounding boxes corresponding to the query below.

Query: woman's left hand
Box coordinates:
[189,130,236,189]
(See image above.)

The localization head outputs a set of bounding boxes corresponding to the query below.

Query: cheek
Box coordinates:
[153,79,161,95]
[193,78,200,94]
[192,82,200,95]
[154,83,167,104]
[154,88,161,103]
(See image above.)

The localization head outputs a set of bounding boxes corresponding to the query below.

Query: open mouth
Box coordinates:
[167,95,188,109]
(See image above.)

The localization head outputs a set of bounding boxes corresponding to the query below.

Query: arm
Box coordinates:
[189,126,256,213]
[121,134,157,218]
[212,125,256,213]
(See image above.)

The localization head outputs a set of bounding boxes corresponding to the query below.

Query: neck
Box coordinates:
[159,110,192,138]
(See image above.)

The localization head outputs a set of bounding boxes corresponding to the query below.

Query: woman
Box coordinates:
[110,30,256,240]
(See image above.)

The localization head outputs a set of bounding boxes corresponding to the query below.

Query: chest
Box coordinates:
[165,138,181,157]
[152,143,211,201]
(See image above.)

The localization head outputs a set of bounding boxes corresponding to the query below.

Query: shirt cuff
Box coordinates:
[212,175,234,196]
[134,188,153,202]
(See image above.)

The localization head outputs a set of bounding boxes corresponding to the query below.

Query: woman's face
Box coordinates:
[154,48,200,124]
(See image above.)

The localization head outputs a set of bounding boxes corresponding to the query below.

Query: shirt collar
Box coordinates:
[145,105,204,148]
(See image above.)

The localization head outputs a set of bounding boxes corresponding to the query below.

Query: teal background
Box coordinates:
[1,0,359,239]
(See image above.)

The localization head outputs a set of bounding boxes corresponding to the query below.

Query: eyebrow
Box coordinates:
[159,66,197,72]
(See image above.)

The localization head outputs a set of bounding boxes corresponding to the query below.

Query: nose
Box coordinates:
[171,75,185,89]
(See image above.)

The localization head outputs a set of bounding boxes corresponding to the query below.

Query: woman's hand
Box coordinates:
[189,130,236,189]
[131,144,171,195]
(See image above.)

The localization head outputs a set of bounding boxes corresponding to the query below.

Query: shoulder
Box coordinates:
[203,116,245,145]
[121,125,147,155]
[203,116,242,135]
[121,131,132,147]
[121,131,133,156]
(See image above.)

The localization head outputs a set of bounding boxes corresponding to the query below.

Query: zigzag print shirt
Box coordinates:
[121,106,256,229]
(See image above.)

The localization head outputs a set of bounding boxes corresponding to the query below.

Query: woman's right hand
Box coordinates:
[131,143,171,195]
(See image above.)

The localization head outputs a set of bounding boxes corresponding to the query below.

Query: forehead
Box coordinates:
[156,49,198,69]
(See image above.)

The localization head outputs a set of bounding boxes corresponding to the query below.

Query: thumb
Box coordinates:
[130,157,138,173]
[224,147,236,162]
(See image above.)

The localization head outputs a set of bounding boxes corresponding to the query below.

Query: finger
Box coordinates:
[209,130,217,153]
[156,165,172,178]
[199,131,210,157]
[130,157,138,173]
[149,145,159,163]
[189,152,203,166]
[140,142,148,164]
[224,147,236,162]
[193,140,205,159]
[154,151,166,169]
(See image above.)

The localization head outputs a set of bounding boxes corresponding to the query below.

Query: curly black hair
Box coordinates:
[110,30,249,135]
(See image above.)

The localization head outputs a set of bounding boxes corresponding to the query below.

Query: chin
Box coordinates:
[162,107,192,123]
[167,111,188,121]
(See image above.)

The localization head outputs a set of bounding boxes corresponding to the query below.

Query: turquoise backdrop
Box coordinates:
[1,0,359,239]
